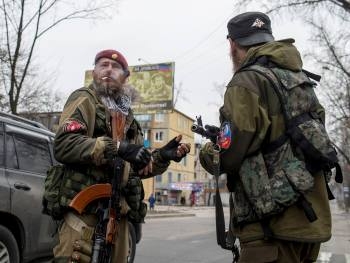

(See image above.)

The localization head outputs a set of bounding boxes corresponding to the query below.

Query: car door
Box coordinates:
[5,124,56,259]
[0,122,10,212]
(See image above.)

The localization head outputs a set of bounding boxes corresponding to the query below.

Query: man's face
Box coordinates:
[153,76,164,88]
[92,57,126,96]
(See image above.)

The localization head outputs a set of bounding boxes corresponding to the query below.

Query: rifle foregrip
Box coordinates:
[106,217,117,244]
[69,184,112,214]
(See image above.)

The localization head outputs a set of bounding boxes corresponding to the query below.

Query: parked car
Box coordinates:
[0,112,57,262]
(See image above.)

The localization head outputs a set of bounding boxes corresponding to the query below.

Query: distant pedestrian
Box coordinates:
[148,193,156,211]
[180,195,186,206]
[190,191,195,207]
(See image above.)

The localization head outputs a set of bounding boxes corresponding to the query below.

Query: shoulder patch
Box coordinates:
[62,119,87,134]
[218,122,232,150]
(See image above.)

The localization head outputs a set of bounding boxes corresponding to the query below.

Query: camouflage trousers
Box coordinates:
[238,239,320,263]
[53,211,129,263]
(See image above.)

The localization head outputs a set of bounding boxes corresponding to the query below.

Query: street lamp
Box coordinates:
[138,58,151,64]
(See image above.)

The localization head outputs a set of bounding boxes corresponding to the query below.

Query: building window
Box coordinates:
[156,174,162,182]
[135,114,152,122]
[143,130,149,140]
[181,155,187,166]
[177,116,188,130]
[154,113,164,122]
[154,131,163,142]
[168,172,172,183]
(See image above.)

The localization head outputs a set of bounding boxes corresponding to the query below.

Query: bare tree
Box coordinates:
[173,81,190,108]
[209,82,226,107]
[309,22,350,165]
[0,0,117,114]
[233,0,349,19]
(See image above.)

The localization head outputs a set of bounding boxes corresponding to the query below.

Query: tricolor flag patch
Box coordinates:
[218,122,232,150]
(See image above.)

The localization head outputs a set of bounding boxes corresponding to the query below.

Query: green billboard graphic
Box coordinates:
[84,62,174,113]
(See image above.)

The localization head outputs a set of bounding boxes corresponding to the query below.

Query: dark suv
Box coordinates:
[0,112,56,263]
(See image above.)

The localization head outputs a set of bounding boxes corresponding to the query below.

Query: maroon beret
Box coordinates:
[94,49,129,76]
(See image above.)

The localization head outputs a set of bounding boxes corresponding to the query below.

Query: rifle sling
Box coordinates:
[213,152,227,250]
[215,170,227,249]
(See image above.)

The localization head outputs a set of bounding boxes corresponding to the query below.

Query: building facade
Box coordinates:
[135,109,195,205]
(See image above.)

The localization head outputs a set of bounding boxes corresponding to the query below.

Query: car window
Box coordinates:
[6,134,18,169]
[13,134,52,174]
[0,123,4,167]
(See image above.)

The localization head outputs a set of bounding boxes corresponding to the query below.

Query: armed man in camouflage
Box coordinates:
[52,49,190,263]
[200,12,336,262]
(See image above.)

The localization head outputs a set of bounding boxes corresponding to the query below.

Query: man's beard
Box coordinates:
[230,48,240,73]
[93,80,124,99]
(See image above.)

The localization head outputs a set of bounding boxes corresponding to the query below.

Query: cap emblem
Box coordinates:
[111,53,118,59]
[251,18,265,28]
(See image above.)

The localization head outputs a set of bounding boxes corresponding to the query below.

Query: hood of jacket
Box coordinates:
[242,38,303,72]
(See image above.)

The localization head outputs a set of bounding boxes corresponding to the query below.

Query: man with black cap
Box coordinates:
[50,49,191,262]
[199,12,334,262]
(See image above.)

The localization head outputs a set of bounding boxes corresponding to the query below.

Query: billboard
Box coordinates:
[84,62,174,114]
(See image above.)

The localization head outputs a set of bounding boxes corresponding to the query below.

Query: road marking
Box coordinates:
[317,252,350,263]
[317,252,333,262]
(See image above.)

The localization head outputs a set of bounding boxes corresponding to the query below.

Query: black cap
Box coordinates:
[227,12,274,46]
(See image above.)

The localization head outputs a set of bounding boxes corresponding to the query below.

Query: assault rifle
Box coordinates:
[69,111,125,263]
[191,116,220,144]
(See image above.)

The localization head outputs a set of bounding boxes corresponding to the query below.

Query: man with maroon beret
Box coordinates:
[50,49,191,262]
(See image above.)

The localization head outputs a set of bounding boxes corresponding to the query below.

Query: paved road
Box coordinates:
[136,208,232,263]
[43,201,349,262]
[135,202,350,263]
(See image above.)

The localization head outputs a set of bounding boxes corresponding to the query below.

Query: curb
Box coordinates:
[146,213,196,219]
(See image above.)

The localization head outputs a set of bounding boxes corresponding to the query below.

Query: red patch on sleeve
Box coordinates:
[62,119,86,133]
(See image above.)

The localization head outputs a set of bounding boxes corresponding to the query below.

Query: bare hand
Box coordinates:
[138,159,153,176]
[174,135,191,158]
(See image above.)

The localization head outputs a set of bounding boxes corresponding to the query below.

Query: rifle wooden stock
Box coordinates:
[69,184,112,214]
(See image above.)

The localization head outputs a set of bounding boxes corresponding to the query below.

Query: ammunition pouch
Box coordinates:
[128,201,148,223]
[124,176,147,223]
[233,140,314,225]
[42,164,66,220]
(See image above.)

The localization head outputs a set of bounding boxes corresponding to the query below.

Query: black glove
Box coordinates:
[159,137,182,162]
[117,140,151,170]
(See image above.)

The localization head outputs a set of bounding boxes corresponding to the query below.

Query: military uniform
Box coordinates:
[200,12,332,263]
[53,84,169,262]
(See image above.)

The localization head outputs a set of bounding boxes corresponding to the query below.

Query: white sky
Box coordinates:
[36,0,310,126]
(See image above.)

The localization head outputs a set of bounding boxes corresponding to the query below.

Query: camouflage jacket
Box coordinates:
[200,39,331,243]
[54,84,169,212]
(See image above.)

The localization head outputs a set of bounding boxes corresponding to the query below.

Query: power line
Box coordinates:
[176,40,227,70]
[177,51,229,81]
[174,11,235,61]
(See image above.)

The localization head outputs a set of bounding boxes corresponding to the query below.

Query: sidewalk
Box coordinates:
[145,205,199,218]
[319,200,350,256]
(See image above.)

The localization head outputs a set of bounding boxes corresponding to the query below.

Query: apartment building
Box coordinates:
[135,109,195,205]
